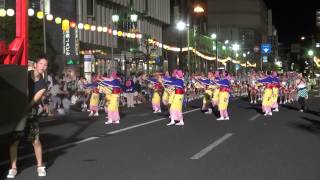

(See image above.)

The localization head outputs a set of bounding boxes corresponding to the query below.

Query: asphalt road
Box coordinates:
[1,96,320,180]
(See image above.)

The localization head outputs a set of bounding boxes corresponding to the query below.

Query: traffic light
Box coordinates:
[66,59,75,65]
[65,56,79,65]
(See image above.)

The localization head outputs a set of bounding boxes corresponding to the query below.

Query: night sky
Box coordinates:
[264,0,320,46]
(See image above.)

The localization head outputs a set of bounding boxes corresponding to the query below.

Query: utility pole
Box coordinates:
[41,0,46,54]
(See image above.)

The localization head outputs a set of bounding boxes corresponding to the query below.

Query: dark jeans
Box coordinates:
[298,97,306,111]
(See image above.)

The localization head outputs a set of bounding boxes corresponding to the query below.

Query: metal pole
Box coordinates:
[41,0,47,54]
[187,27,190,73]
[146,36,149,75]
[215,38,218,70]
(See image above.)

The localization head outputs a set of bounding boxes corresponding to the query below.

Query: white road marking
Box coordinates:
[0,108,200,166]
[190,133,233,160]
[249,114,261,121]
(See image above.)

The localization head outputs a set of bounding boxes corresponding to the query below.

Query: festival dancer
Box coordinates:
[167,70,185,126]
[162,71,174,106]
[88,87,100,117]
[212,71,220,109]
[148,75,163,113]
[249,71,258,104]
[195,74,211,113]
[271,72,280,112]
[101,71,122,124]
[258,74,274,116]
[216,72,231,120]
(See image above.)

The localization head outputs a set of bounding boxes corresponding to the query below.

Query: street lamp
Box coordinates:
[308,49,315,77]
[176,21,186,31]
[211,33,219,70]
[112,14,120,23]
[308,49,314,57]
[176,20,188,70]
[194,5,205,13]
[232,43,240,52]
[232,43,240,74]
[130,13,138,22]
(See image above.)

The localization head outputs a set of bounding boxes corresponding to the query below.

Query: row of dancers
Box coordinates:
[84,70,307,125]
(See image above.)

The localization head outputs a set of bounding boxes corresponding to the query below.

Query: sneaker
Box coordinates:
[224,117,230,120]
[175,121,184,126]
[167,121,175,126]
[157,110,162,113]
[217,117,225,121]
[94,112,99,116]
[273,108,279,112]
[37,166,46,177]
[105,121,113,124]
[299,109,304,112]
[268,112,273,116]
[88,112,93,117]
[113,121,120,124]
[205,109,212,114]
[250,100,253,103]
[7,169,17,178]
[254,101,257,104]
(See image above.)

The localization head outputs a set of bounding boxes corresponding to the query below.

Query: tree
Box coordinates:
[0,16,46,60]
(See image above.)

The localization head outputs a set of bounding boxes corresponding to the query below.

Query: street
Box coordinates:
[1,96,320,180]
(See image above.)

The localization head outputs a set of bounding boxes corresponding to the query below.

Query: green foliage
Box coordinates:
[29,18,44,60]
[0,16,16,43]
[0,16,44,61]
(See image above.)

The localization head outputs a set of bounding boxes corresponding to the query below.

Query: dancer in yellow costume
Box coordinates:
[216,75,231,120]
[101,72,122,124]
[258,75,274,116]
[167,70,185,126]
[148,75,163,113]
[88,88,100,117]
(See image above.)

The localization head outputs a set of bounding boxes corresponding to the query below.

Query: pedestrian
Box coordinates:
[295,73,308,112]
[7,57,48,178]
[125,79,135,108]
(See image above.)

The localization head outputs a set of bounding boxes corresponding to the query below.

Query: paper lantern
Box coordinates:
[62,19,70,31]
[46,14,53,21]
[28,8,35,16]
[84,24,90,30]
[0,9,6,17]
[97,26,103,32]
[37,11,44,19]
[55,17,62,24]
[6,9,14,16]
[90,25,96,31]
[78,23,84,29]
[70,21,77,28]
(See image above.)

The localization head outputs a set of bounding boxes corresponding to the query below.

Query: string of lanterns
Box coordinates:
[2,7,146,38]
[0,7,256,68]
[148,39,257,67]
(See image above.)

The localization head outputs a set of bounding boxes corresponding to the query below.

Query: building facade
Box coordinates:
[207,0,278,70]
[19,0,171,79]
